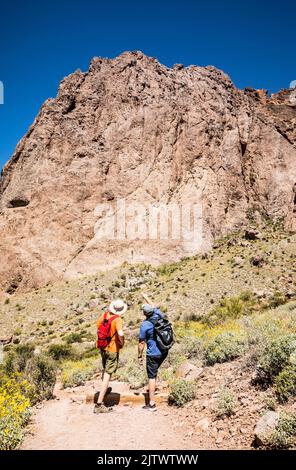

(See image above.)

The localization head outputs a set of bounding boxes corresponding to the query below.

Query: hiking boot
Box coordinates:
[142,403,157,411]
[93,403,113,414]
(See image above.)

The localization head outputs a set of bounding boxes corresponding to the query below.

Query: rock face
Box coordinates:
[0,51,296,292]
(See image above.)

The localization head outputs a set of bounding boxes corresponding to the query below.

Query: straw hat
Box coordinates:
[108,299,128,316]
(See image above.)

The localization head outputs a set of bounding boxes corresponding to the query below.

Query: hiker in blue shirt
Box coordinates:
[138,293,168,411]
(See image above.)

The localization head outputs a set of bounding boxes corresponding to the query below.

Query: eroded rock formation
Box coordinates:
[0,51,295,291]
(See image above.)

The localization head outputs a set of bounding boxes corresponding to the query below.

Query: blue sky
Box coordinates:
[0,0,295,169]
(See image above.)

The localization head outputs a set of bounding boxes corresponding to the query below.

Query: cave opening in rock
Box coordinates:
[64,98,76,114]
[240,142,247,156]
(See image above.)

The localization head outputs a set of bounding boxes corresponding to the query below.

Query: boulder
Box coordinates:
[176,362,204,381]
[195,417,210,432]
[254,411,279,446]
[0,335,13,345]
[245,229,262,241]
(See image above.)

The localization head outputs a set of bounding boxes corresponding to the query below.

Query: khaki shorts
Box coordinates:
[100,350,119,375]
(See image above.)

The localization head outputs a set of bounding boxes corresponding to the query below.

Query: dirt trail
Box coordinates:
[21,381,201,450]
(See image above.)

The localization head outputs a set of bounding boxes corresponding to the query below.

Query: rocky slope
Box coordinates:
[0,51,296,292]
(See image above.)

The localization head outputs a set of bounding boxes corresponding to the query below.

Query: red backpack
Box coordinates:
[97,312,119,349]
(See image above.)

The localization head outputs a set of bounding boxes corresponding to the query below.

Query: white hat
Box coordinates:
[108,299,128,316]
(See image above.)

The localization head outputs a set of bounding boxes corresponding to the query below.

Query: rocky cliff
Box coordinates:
[0,51,295,292]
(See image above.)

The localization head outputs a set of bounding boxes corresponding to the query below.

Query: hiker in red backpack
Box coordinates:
[94,299,127,414]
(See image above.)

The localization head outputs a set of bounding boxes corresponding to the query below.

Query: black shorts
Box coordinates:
[146,353,168,379]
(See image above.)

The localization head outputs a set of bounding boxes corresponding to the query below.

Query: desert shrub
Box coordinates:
[47,343,74,361]
[264,396,277,411]
[182,336,203,360]
[115,354,147,389]
[165,333,203,371]
[25,354,57,402]
[168,379,196,407]
[269,412,296,449]
[157,263,178,276]
[63,332,83,344]
[61,358,99,388]
[5,344,35,374]
[4,348,57,403]
[257,334,296,385]
[203,292,257,326]
[204,331,246,366]
[165,343,187,372]
[159,367,174,382]
[0,376,32,450]
[215,388,236,418]
[184,312,203,322]
[267,291,287,309]
[83,346,98,359]
[274,364,296,403]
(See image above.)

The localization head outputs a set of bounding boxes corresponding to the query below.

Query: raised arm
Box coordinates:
[141,292,156,308]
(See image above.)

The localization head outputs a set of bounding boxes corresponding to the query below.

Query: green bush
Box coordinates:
[182,336,203,360]
[269,412,296,449]
[115,355,147,389]
[63,332,83,344]
[157,263,179,276]
[204,331,246,366]
[47,343,74,361]
[203,292,257,326]
[25,354,57,402]
[61,358,99,388]
[274,364,296,403]
[168,379,196,407]
[264,396,277,411]
[5,344,35,374]
[4,348,57,403]
[258,334,296,384]
[165,344,187,372]
[267,291,287,309]
[215,388,236,418]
